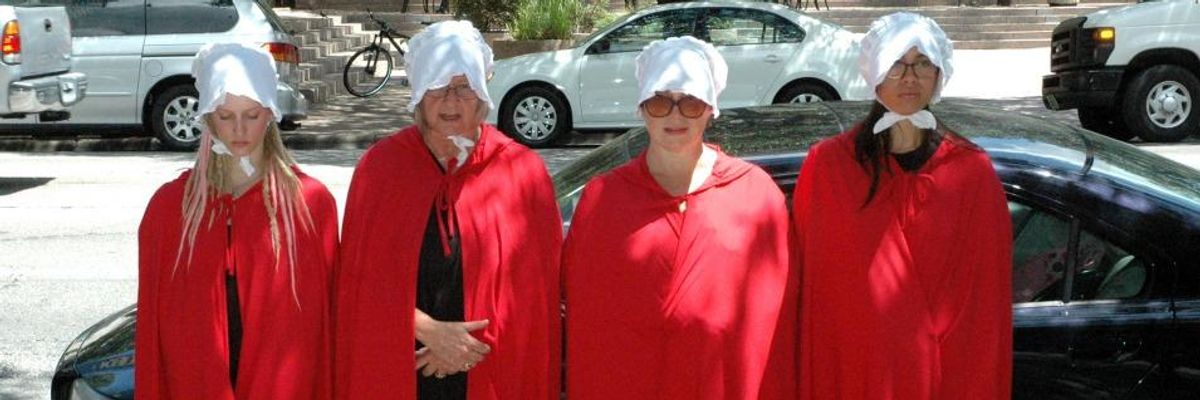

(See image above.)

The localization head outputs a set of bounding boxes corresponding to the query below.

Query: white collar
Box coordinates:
[873,110,937,134]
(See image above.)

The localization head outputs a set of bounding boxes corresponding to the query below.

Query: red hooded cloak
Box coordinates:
[135,169,339,399]
[563,147,797,400]
[793,128,1013,400]
[334,124,562,400]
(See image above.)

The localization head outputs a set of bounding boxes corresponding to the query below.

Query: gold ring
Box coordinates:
[464,362,473,369]
[435,373,446,379]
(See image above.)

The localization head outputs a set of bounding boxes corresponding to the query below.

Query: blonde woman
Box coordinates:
[134,43,339,399]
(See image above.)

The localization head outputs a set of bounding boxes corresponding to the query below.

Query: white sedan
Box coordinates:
[486,1,870,147]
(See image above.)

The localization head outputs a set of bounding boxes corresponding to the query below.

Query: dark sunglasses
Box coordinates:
[641,95,708,119]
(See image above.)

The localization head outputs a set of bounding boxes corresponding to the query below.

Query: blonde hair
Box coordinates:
[174,119,314,306]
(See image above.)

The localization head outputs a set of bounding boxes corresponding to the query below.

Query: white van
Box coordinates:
[1,0,306,150]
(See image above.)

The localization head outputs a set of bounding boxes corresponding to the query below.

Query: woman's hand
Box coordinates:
[415,347,469,378]
[414,310,491,378]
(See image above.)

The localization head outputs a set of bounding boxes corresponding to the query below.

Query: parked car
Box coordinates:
[0,0,306,150]
[1041,0,1200,143]
[53,101,1200,399]
[0,0,87,121]
[485,1,870,147]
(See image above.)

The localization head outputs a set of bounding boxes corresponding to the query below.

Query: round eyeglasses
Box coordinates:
[886,59,940,80]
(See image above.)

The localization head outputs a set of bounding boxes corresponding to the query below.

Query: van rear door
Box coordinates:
[10,4,72,77]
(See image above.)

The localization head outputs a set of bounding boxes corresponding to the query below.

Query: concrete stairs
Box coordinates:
[806,3,1132,49]
[272,9,451,105]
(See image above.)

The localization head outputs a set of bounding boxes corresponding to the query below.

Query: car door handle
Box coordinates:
[764,55,782,64]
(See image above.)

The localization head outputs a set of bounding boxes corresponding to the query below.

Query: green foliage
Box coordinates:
[510,0,583,40]
[578,1,622,33]
[454,0,518,32]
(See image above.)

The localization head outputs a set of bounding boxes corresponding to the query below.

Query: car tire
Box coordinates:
[149,84,203,151]
[1121,65,1199,143]
[1078,106,1134,141]
[500,85,570,148]
[773,81,838,104]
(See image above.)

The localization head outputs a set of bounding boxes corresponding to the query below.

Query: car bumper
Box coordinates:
[6,72,88,114]
[1041,68,1122,111]
[277,81,307,122]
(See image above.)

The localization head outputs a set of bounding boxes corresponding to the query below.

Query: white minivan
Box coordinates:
[1,0,306,150]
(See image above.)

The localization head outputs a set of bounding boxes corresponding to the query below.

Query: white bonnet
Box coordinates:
[635,36,728,118]
[405,20,495,112]
[858,12,954,104]
[192,42,282,122]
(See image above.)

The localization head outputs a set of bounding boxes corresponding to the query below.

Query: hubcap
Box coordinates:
[790,93,823,103]
[1146,81,1191,129]
[513,96,557,141]
[163,96,201,143]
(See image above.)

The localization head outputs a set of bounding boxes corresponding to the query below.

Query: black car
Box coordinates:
[54,101,1200,399]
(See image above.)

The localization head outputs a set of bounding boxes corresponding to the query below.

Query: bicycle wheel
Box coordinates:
[343,45,394,97]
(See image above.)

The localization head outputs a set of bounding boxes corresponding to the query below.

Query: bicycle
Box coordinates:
[343,10,412,97]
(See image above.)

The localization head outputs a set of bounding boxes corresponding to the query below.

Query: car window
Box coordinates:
[1010,201,1149,304]
[598,9,700,54]
[146,0,238,35]
[700,8,804,46]
[1011,202,1071,303]
[64,0,146,37]
[1070,231,1146,301]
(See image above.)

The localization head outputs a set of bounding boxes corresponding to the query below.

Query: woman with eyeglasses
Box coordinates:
[792,13,1012,399]
[562,36,797,400]
[334,21,562,400]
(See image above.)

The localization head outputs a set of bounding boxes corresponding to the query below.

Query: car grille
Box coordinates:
[1049,17,1087,73]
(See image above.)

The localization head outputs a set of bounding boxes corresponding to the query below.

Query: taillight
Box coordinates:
[2,20,20,65]
[263,42,299,64]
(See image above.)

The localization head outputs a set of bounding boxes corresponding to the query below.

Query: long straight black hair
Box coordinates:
[853,101,943,208]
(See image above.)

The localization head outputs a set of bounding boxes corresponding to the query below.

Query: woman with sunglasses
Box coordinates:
[562,36,797,400]
[334,21,562,400]
[792,13,1012,399]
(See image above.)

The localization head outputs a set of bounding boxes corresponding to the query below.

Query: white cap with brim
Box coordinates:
[858,12,954,104]
[635,36,728,118]
[405,20,495,113]
[193,42,282,123]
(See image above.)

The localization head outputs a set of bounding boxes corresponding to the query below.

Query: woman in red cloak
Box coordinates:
[562,36,797,400]
[135,43,339,399]
[792,12,1013,400]
[333,21,562,400]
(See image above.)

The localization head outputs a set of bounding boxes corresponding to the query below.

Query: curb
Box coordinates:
[0,132,390,153]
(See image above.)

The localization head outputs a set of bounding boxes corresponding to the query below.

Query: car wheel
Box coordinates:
[1121,65,1199,143]
[1078,106,1134,141]
[500,85,570,148]
[773,82,837,104]
[149,84,202,151]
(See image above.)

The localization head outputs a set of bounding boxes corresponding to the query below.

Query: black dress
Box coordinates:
[415,203,467,400]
